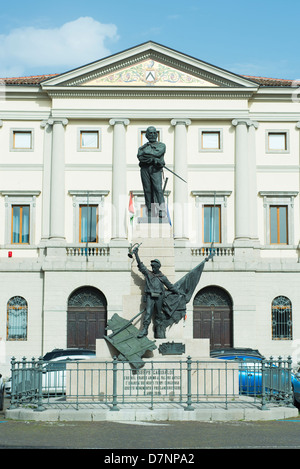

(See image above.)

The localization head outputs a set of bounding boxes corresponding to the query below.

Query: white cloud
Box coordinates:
[0,17,119,77]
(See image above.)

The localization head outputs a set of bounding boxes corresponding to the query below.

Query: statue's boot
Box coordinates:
[137,326,148,338]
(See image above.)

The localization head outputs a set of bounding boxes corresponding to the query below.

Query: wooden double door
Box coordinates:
[67,287,107,351]
[193,286,233,350]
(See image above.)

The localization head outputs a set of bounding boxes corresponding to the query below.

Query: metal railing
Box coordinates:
[66,245,110,257]
[7,356,294,412]
[191,246,235,257]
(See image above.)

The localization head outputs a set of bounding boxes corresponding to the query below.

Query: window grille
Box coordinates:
[7,296,28,340]
[272,296,292,340]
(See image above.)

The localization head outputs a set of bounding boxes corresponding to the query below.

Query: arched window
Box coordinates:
[7,296,28,340]
[272,296,292,340]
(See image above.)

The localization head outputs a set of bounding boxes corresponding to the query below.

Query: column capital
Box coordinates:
[41,118,68,128]
[296,122,300,129]
[0,120,3,128]
[232,118,258,129]
[109,118,130,126]
[171,118,191,126]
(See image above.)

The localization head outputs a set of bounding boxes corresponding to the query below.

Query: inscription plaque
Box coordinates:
[123,368,182,397]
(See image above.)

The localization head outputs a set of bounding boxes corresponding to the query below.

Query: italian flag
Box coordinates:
[128,192,134,223]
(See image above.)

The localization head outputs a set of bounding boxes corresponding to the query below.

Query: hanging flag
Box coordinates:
[128,192,135,223]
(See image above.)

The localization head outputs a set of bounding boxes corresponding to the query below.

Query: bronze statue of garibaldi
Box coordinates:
[137,126,166,218]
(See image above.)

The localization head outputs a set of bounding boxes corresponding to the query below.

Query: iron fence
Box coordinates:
[7,355,294,411]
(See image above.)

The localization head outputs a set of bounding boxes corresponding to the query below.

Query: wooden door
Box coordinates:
[67,287,107,351]
[67,308,106,350]
[193,286,233,350]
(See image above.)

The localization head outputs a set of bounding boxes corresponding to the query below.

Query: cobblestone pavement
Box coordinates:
[1,398,300,450]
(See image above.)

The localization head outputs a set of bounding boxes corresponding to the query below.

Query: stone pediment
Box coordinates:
[82,59,218,87]
[41,41,258,93]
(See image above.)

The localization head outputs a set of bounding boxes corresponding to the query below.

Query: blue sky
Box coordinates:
[0,0,299,79]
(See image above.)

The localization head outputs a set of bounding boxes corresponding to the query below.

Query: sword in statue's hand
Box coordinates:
[163,165,187,183]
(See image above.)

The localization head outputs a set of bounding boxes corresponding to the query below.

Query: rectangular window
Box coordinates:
[79,205,98,243]
[11,205,30,244]
[80,130,99,149]
[268,132,287,152]
[203,205,221,243]
[13,131,32,149]
[201,131,220,150]
[270,206,288,244]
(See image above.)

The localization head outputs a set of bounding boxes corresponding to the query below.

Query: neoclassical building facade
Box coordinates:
[1,41,300,375]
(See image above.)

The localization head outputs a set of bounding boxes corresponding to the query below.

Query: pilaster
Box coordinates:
[47,118,68,245]
[171,118,191,240]
[109,118,130,241]
[232,119,259,249]
[40,120,52,243]
[296,121,300,248]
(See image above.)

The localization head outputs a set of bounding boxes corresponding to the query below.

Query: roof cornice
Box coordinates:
[41,41,258,90]
[43,87,256,100]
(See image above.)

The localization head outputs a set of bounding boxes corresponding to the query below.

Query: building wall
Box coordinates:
[1,54,300,377]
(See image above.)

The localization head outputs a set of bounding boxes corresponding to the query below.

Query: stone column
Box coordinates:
[40,120,53,241]
[248,121,259,240]
[48,118,68,242]
[109,118,130,240]
[232,119,258,244]
[296,122,300,247]
[171,119,191,240]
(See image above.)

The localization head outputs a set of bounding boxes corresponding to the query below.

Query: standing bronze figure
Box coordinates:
[131,246,180,338]
[131,245,211,339]
[137,126,166,218]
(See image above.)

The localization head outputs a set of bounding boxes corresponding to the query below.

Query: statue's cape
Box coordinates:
[162,261,206,321]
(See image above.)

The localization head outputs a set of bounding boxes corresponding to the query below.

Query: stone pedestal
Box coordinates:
[67,354,239,403]
[96,337,210,361]
[96,222,210,362]
[69,223,238,403]
[123,223,176,327]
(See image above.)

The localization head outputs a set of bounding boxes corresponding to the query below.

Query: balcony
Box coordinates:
[66,245,110,257]
[191,245,235,258]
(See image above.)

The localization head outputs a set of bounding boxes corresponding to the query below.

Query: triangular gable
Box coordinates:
[41,41,258,90]
[82,59,218,87]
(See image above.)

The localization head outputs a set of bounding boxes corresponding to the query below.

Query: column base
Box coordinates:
[44,238,66,258]
[233,237,260,248]
[233,238,260,260]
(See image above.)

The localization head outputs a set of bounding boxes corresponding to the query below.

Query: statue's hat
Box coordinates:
[150,259,161,267]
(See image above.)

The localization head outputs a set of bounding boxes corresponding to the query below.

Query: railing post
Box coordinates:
[261,356,268,410]
[34,356,45,412]
[8,357,17,409]
[286,356,293,407]
[277,356,283,401]
[31,357,36,400]
[111,356,119,411]
[21,357,27,403]
[269,356,273,395]
[185,356,194,411]
[225,360,228,410]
